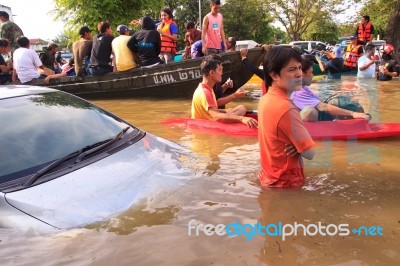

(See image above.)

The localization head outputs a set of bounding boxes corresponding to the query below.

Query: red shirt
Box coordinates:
[258,86,315,188]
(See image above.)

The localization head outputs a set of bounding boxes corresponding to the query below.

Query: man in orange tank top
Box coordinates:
[201,0,227,56]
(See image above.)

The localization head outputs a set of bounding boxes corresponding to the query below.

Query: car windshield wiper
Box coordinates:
[23,126,131,187]
[74,126,130,163]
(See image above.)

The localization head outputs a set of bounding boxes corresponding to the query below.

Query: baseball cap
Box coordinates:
[79,26,91,36]
[333,45,343,58]
[349,35,357,40]
[117,25,130,34]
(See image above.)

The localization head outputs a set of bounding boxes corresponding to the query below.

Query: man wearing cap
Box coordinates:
[316,46,344,79]
[72,26,93,76]
[0,11,24,56]
[357,43,376,78]
[343,36,363,72]
[111,25,138,72]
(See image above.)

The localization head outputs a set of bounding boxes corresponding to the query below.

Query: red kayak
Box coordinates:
[161,115,400,140]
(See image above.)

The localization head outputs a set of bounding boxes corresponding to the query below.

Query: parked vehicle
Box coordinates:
[0,85,188,230]
[235,40,259,51]
[289,41,328,53]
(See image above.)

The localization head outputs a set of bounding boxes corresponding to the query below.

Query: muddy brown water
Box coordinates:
[1,76,399,265]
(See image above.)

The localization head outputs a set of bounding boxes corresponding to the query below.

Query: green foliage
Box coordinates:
[265,0,346,41]
[358,0,397,39]
[52,0,164,36]
[337,24,357,38]
[222,0,275,43]
[51,29,75,50]
[302,14,340,44]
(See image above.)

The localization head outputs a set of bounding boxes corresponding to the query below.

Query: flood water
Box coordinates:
[1,76,399,265]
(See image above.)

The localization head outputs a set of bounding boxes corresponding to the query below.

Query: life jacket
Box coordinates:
[344,44,362,68]
[357,22,372,42]
[160,19,177,54]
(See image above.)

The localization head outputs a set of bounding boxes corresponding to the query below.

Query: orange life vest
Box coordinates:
[160,19,177,54]
[357,22,372,42]
[344,44,362,68]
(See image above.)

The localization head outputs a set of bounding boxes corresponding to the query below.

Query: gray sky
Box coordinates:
[1,0,64,40]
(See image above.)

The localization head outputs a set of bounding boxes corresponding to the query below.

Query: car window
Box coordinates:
[311,42,317,49]
[315,43,326,51]
[0,92,140,184]
[293,42,309,51]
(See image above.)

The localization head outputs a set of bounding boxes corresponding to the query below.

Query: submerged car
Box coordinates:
[0,86,187,230]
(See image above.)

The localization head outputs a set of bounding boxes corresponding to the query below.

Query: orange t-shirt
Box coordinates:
[258,86,315,188]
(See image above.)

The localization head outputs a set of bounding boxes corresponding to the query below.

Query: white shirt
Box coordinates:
[13,47,42,83]
[357,55,376,78]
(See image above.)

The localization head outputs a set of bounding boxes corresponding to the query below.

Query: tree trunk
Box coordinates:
[386,0,400,61]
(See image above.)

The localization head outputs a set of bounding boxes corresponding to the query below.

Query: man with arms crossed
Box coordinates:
[258,46,315,188]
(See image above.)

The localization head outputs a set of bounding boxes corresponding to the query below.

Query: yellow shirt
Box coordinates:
[191,83,217,120]
[111,35,137,71]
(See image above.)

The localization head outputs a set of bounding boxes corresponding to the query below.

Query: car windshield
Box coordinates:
[0,91,139,184]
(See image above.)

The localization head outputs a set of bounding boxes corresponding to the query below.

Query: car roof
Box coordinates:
[0,85,56,100]
[289,41,324,44]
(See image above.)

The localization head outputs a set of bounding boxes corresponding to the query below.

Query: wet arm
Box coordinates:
[359,58,374,71]
[242,58,264,79]
[316,102,369,119]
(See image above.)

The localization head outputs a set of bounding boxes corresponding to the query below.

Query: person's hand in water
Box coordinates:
[352,112,372,121]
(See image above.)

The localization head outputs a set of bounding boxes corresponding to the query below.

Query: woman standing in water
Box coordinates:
[258,46,315,188]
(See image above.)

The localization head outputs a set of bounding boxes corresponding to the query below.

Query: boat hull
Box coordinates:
[32,48,265,99]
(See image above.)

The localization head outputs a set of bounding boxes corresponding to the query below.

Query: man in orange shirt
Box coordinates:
[191,56,257,128]
[258,46,315,188]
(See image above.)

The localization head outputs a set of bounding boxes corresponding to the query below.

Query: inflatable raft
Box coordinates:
[161,115,400,140]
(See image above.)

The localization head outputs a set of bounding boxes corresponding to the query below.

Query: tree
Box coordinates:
[386,0,400,61]
[52,0,164,36]
[302,14,340,44]
[222,0,276,43]
[337,23,357,37]
[265,0,346,41]
[52,30,74,51]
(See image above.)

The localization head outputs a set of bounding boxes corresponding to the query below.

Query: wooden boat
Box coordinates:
[31,47,265,99]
